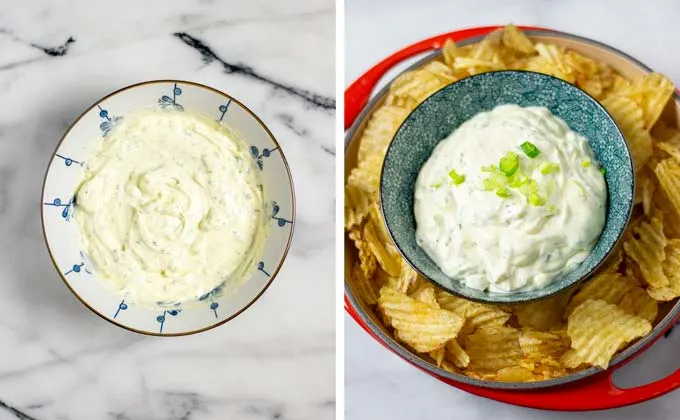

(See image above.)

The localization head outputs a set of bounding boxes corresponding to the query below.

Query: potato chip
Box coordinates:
[502,24,535,54]
[445,339,470,368]
[600,246,624,274]
[608,74,632,96]
[565,272,637,317]
[519,329,570,359]
[618,286,658,321]
[567,299,651,368]
[519,357,566,379]
[436,291,510,333]
[363,219,401,277]
[422,61,457,84]
[378,287,464,353]
[356,105,410,163]
[348,227,377,280]
[390,69,447,104]
[560,349,585,369]
[631,73,674,129]
[347,152,382,198]
[532,43,575,82]
[656,158,680,213]
[465,326,522,371]
[495,366,535,382]
[384,260,418,294]
[410,282,439,308]
[344,184,371,230]
[429,347,445,367]
[601,95,644,137]
[441,39,462,68]
[349,262,379,306]
[653,186,680,238]
[647,239,680,301]
[513,290,572,331]
[623,217,669,288]
[634,169,657,218]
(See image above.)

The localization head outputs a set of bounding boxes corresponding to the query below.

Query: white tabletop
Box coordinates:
[345,0,680,418]
[0,1,334,419]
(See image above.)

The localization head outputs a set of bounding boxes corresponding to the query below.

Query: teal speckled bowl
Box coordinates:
[381,70,634,304]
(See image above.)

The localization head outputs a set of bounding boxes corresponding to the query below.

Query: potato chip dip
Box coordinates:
[74,109,268,306]
[414,104,607,293]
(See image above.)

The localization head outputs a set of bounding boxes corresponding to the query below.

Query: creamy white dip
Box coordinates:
[414,105,606,292]
[75,109,268,306]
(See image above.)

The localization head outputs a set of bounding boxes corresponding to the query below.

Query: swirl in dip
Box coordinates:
[75,109,268,306]
[414,105,607,293]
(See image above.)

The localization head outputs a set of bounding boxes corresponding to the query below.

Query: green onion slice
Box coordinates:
[540,162,560,175]
[496,187,512,198]
[520,141,541,158]
[581,160,592,168]
[499,152,520,176]
[448,169,465,185]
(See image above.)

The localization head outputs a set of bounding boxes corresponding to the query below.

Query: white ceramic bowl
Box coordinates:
[41,80,295,336]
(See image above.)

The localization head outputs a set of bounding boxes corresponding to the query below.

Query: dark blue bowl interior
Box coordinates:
[381,70,634,304]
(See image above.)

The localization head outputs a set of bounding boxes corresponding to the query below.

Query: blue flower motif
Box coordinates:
[156,308,181,333]
[210,302,219,318]
[158,82,184,111]
[271,201,292,227]
[218,100,232,122]
[250,145,278,170]
[43,196,76,220]
[114,299,128,319]
[257,261,271,277]
[64,252,92,276]
[55,153,82,167]
[98,105,122,137]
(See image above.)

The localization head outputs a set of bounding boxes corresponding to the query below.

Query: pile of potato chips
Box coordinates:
[345,24,680,382]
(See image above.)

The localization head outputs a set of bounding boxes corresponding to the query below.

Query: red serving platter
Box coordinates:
[344,25,680,410]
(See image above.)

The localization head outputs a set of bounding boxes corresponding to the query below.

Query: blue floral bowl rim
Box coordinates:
[344,29,680,390]
[40,79,296,337]
[379,69,634,304]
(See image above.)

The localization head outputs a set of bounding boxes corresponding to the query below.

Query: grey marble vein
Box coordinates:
[174,32,335,110]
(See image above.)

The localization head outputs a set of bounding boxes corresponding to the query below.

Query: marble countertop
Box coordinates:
[345,0,680,418]
[0,1,335,419]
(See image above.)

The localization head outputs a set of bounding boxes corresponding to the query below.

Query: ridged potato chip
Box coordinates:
[565,273,637,317]
[465,326,523,371]
[430,347,445,367]
[410,283,439,308]
[348,227,376,280]
[445,339,470,368]
[495,366,535,382]
[631,73,674,129]
[513,290,572,331]
[623,217,669,288]
[347,153,382,198]
[655,158,680,215]
[647,239,680,301]
[389,69,447,104]
[378,287,464,353]
[344,184,371,230]
[442,39,462,68]
[635,169,657,217]
[363,219,401,277]
[350,262,379,306]
[356,105,411,163]
[567,300,651,368]
[519,329,570,359]
[619,286,658,321]
[502,24,535,54]
[437,291,510,333]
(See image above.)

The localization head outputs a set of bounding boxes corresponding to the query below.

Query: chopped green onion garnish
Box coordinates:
[483,173,508,191]
[546,204,558,215]
[481,164,497,173]
[528,192,546,206]
[499,152,520,176]
[540,162,560,175]
[581,160,592,168]
[508,172,528,188]
[520,141,541,158]
[496,187,512,198]
[600,167,606,175]
[431,181,443,189]
[448,169,466,185]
